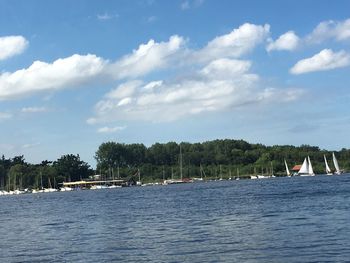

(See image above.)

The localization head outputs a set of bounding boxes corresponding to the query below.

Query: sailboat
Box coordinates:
[324,155,333,175]
[284,159,291,177]
[163,145,190,184]
[44,177,58,192]
[136,169,142,186]
[332,152,342,175]
[193,164,204,181]
[298,156,315,176]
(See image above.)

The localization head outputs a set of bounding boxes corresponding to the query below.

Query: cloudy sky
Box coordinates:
[1,0,350,166]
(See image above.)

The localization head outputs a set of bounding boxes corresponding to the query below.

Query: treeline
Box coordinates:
[2,139,349,190]
[0,154,93,190]
[95,140,350,181]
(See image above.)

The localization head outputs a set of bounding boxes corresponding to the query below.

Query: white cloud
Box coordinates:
[85,23,305,124]
[290,49,350,74]
[0,112,12,121]
[97,126,126,133]
[306,18,350,44]
[108,35,185,79]
[0,23,270,101]
[200,58,251,77]
[97,13,118,21]
[266,31,300,52]
[21,106,48,113]
[105,80,141,99]
[193,23,270,63]
[0,54,106,100]
[22,143,40,149]
[0,35,28,60]
[0,35,184,100]
[89,58,300,123]
[1,22,299,124]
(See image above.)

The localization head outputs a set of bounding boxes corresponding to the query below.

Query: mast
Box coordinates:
[271,162,274,176]
[14,172,16,191]
[8,174,10,192]
[179,144,183,180]
[40,170,43,190]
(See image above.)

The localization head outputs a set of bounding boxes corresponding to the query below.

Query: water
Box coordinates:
[1,175,350,262]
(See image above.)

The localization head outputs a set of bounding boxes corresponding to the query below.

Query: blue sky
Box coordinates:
[1,0,350,167]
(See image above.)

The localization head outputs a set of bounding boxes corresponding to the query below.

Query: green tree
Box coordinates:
[53,154,92,182]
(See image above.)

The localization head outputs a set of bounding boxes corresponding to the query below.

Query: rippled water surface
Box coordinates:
[1,175,350,262]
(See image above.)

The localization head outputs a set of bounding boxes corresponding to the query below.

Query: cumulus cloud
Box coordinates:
[22,143,41,149]
[290,49,350,74]
[0,35,184,100]
[266,31,300,51]
[108,35,185,79]
[1,22,301,124]
[0,23,271,101]
[0,35,28,60]
[89,58,301,123]
[306,18,350,44]
[21,106,48,113]
[0,54,106,100]
[192,23,270,63]
[97,126,126,133]
[97,13,118,21]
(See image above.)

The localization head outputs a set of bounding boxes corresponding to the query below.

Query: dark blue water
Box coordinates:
[1,175,350,262]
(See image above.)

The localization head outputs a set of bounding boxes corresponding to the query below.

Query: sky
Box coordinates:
[0,0,350,167]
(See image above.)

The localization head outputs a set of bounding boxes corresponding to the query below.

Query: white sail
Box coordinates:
[324,155,332,174]
[298,158,309,175]
[332,152,341,174]
[284,159,290,176]
[308,156,314,175]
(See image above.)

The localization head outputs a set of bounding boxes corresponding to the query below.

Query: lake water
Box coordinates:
[1,175,350,262]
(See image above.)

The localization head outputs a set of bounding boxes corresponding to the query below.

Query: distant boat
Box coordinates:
[332,152,342,175]
[284,159,291,177]
[298,156,315,176]
[136,169,142,186]
[324,155,333,175]
[44,177,58,192]
[163,144,192,184]
[60,186,73,192]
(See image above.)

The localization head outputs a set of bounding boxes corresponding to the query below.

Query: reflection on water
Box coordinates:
[1,175,350,262]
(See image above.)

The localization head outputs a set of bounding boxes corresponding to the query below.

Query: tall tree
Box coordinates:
[53,154,92,182]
